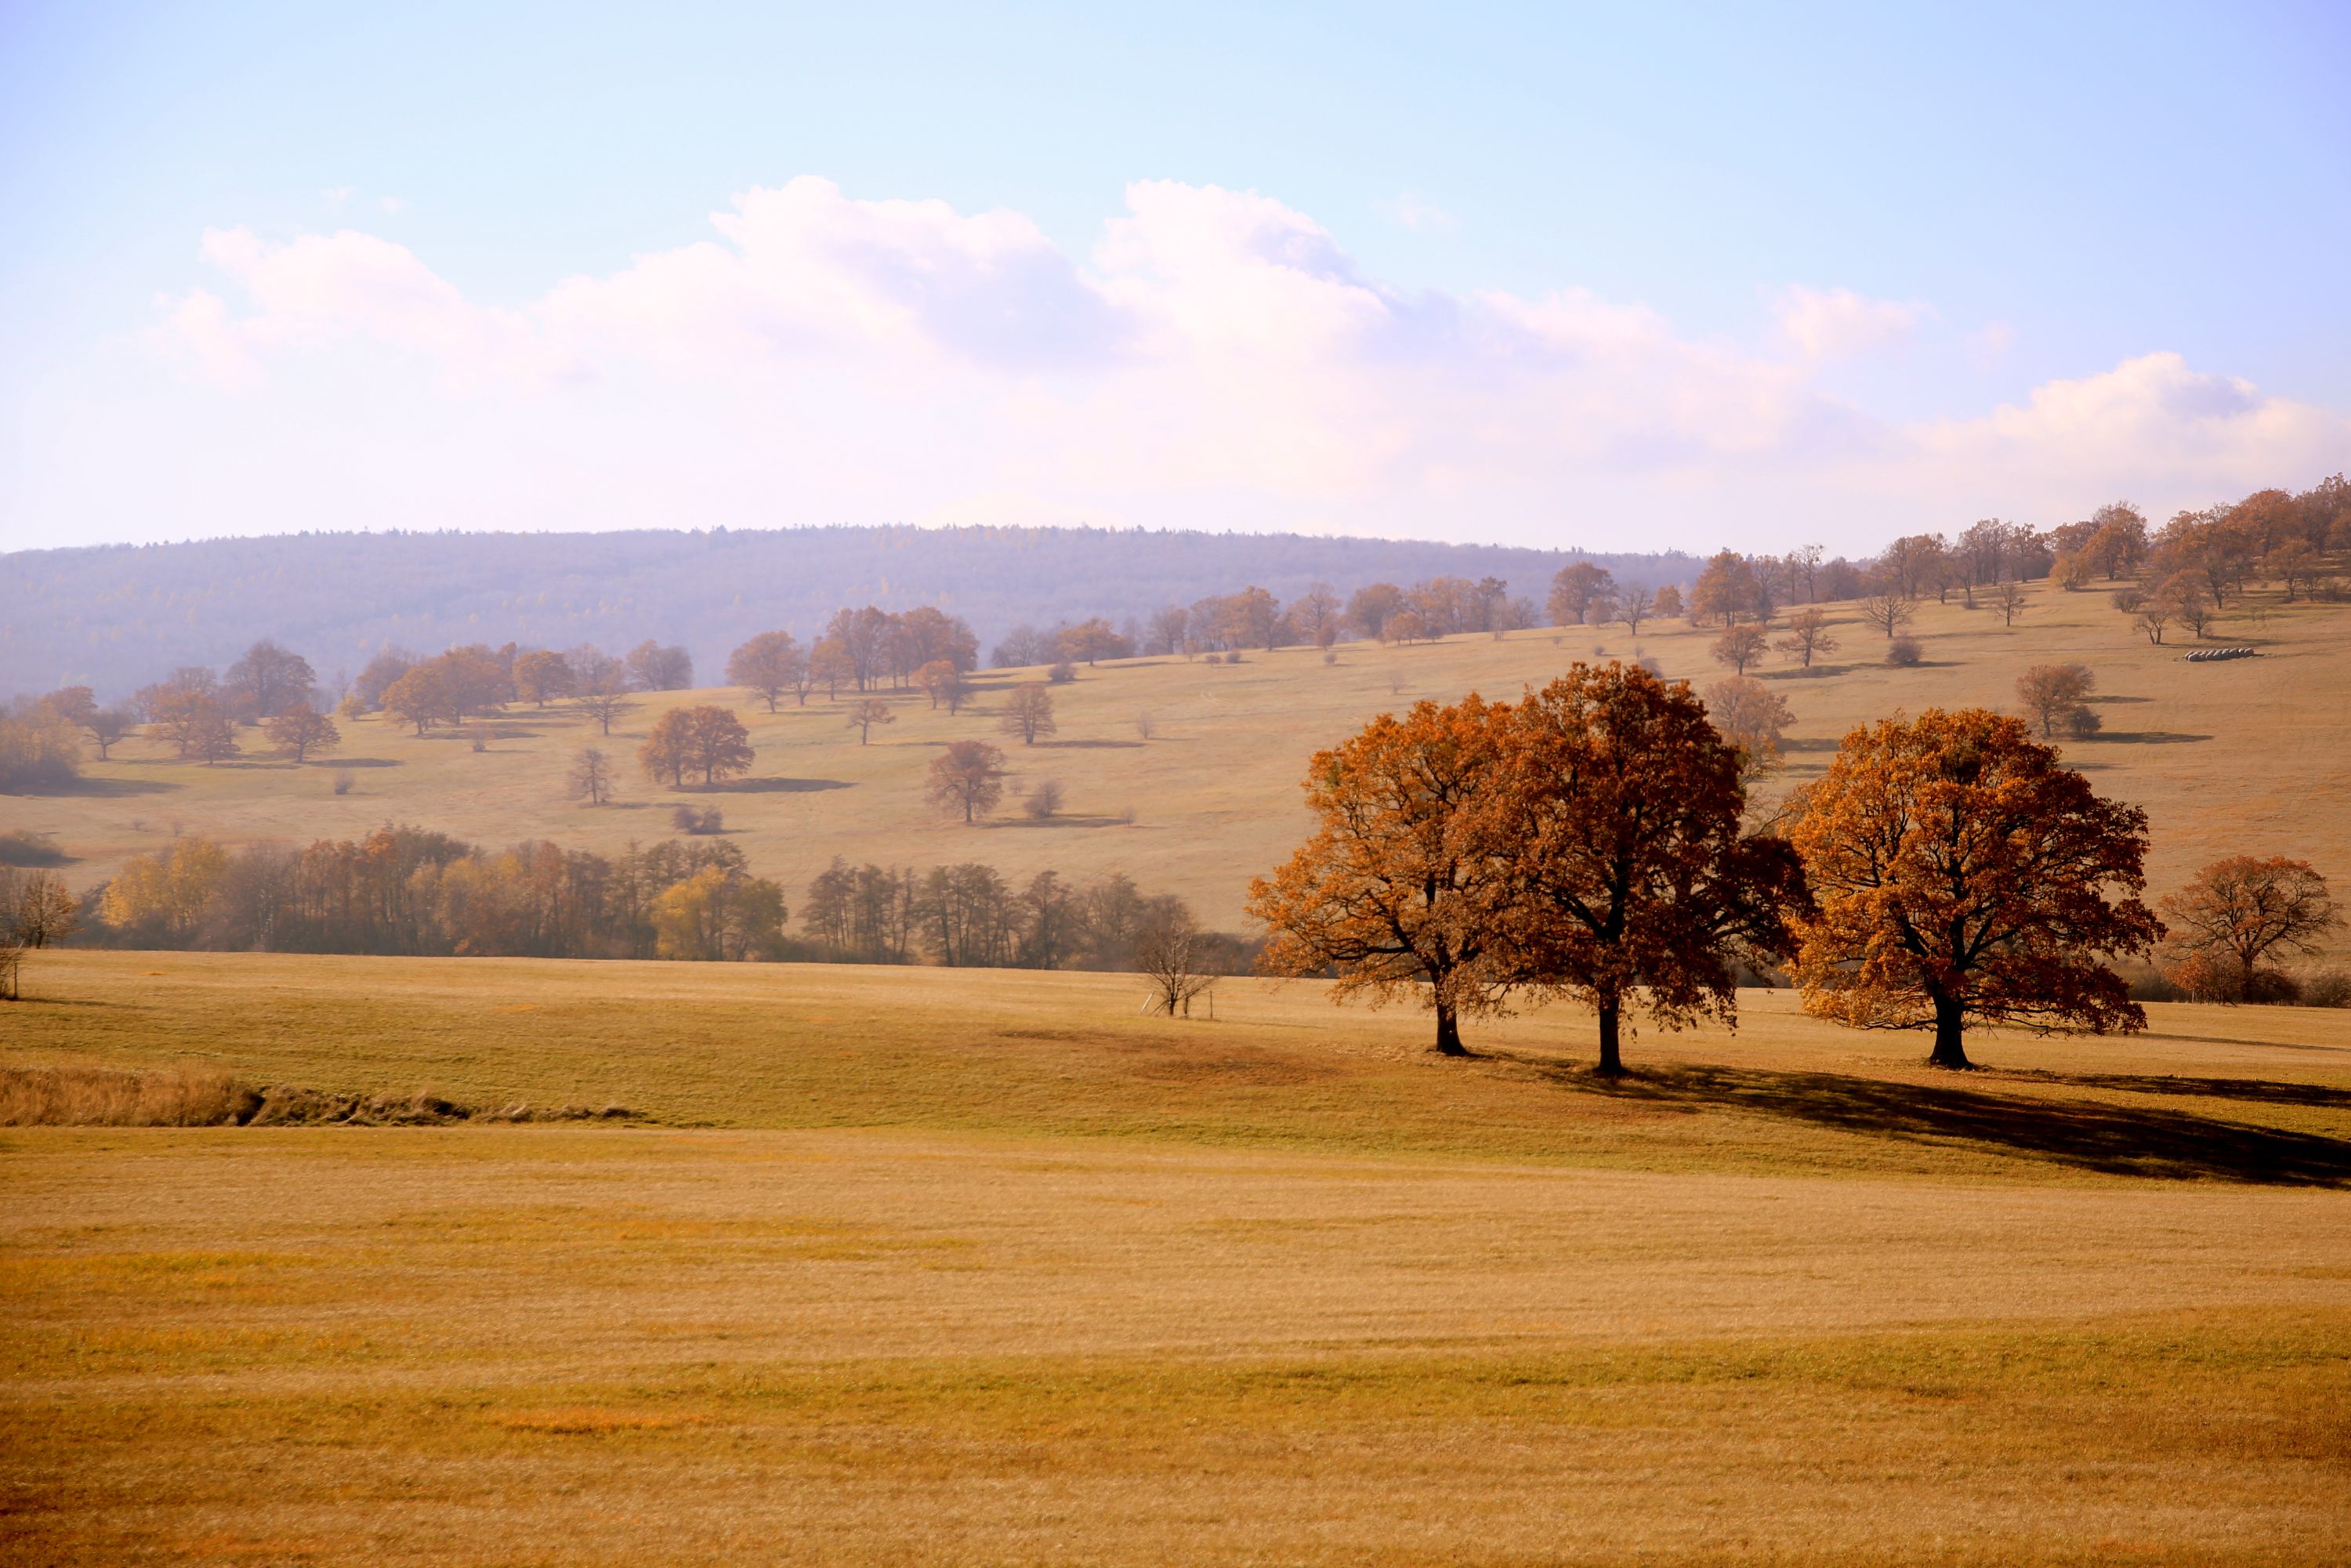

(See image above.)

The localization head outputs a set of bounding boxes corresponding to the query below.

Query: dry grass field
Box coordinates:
[6,951,2351,1563]
[11,580,2349,931]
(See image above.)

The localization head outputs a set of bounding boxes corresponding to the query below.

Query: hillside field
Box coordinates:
[5,951,2351,1563]
[11,578,2351,932]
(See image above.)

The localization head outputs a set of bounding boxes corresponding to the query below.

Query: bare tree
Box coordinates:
[1134,711,1155,741]
[1001,683,1057,746]
[1025,777,1064,820]
[1616,586,1652,636]
[1858,593,1914,639]
[1989,579,2028,626]
[1136,904,1218,1016]
[572,651,632,735]
[2015,664,2095,737]
[568,746,616,806]
[846,698,896,744]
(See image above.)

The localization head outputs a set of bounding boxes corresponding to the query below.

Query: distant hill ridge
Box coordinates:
[0,524,1697,699]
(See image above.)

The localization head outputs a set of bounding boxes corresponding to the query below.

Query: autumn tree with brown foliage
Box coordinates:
[2158,856,2341,1002]
[1789,708,2160,1069]
[928,740,1007,823]
[2014,664,2096,738]
[1776,607,1838,668]
[726,632,806,712]
[264,702,340,762]
[1247,696,1516,1055]
[513,650,574,707]
[1546,563,1616,626]
[1710,622,1770,675]
[1483,664,1807,1074]
[640,705,753,789]
[1701,675,1793,789]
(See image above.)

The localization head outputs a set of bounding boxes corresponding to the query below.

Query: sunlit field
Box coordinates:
[14,580,2349,932]
[5,951,2349,1564]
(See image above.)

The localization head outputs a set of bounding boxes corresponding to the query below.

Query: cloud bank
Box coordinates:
[147,176,2348,552]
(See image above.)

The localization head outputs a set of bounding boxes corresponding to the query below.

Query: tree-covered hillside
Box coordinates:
[1,526,1696,700]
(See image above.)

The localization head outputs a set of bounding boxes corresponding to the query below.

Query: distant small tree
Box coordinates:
[1616,587,1653,636]
[223,639,317,721]
[380,667,454,735]
[726,632,806,713]
[84,708,133,760]
[2015,664,2096,738]
[846,698,896,744]
[915,659,968,712]
[1651,584,1684,621]
[1989,579,2028,626]
[928,740,1007,823]
[810,637,855,699]
[1710,623,1770,675]
[2159,857,2341,1002]
[1547,563,1617,626]
[640,705,753,788]
[1346,583,1405,642]
[2167,572,2217,639]
[1701,675,1793,788]
[626,640,694,692]
[1776,607,1838,668]
[1001,684,1057,746]
[1136,903,1220,1016]
[1135,711,1155,741]
[1885,636,1924,667]
[1858,592,1914,639]
[567,745,616,806]
[1025,777,1064,820]
[265,701,339,762]
[513,650,575,707]
[43,686,97,728]
[5,868,81,949]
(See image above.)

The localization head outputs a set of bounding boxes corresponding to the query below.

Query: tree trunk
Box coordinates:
[1927,994,1972,1070]
[1432,998,1466,1056]
[1594,1001,1625,1077]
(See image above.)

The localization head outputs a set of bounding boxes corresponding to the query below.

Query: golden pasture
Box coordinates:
[13,581,2349,929]
[5,951,2351,1563]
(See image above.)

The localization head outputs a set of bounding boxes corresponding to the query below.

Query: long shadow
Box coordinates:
[1538,1063,2351,1186]
[20,776,181,797]
[714,777,853,794]
[2086,731,2213,745]
[1986,1070,2351,1110]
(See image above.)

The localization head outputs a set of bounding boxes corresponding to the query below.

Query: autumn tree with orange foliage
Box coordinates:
[1789,708,2160,1069]
[1484,664,1807,1074]
[2158,856,2341,1002]
[1248,696,1516,1055]
[639,705,754,789]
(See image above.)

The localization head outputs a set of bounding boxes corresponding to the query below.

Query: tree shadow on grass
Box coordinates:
[21,776,181,798]
[1984,1070,2351,1111]
[712,777,854,793]
[1534,1062,2351,1186]
[2082,731,2213,744]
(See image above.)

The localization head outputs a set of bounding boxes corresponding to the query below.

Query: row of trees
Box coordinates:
[87,827,789,961]
[1250,663,2169,1071]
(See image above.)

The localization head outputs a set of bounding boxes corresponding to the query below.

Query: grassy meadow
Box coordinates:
[10,578,2350,931]
[6,951,2351,1563]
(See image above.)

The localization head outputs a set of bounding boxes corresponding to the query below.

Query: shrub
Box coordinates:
[0,830,68,867]
[2303,970,2351,1009]
[1886,636,1924,667]
[2062,705,2103,739]
[670,804,723,835]
[1025,779,1064,820]
[331,769,356,796]
[1046,661,1078,684]
[2244,968,2304,1005]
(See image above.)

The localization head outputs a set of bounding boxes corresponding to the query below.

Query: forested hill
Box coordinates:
[1,526,1697,699]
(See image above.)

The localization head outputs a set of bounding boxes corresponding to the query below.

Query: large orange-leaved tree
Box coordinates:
[1247,695,1515,1055]
[1789,708,2160,1069]
[1484,663,1809,1075]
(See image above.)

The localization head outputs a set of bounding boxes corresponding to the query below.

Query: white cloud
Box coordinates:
[136,179,2351,551]
[1774,284,1934,359]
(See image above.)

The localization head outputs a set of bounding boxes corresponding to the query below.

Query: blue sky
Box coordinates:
[4,1,2346,555]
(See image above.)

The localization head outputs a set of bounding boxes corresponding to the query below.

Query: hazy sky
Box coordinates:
[4,1,2346,556]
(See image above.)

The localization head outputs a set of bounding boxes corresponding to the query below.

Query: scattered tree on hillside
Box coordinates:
[916,659,970,712]
[1776,607,1838,668]
[1285,583,1342,648]
[810,637,856,699]
[1710,623,1770,675]
[1147,606,1191,657]
[513,650,575,706]
[1024,777,1064,820]
[1690,551,1766,626]
[567,746,616,806]
[928,740,1008,823]
[380,666,455,735]
[2158,857,2341,1003]
[1858,592,1914,639]
[43,687,96,728]
[1547,563,1617,626]
[1248,696,1517,1056]
[572,654,632,736]
[1615,587,1653,636]
[1346,583,1406,643]
[640,705,753,789]
[1487,664,1808,1074]
[1001,684,1057,746]
[224,639,316,721]
[84,708,133,760]
[1137,904,1220,1016]
[1059,617,1132,665]
[265,702,339,762]
[1652,584,1685,621]
[846,698,895,744]
[1989,579,2028,626]
[4,867,80,950]
[1789,708,2160,1070]
[626,640,694,692]
[2014,664,2096,739]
